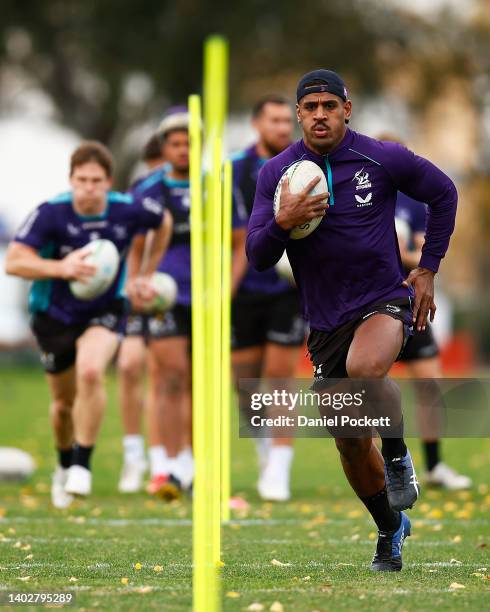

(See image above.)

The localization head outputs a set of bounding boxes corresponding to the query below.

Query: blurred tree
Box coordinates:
[0,0,488,185]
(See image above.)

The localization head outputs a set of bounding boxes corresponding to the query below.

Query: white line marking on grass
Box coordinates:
[2,516,489,527]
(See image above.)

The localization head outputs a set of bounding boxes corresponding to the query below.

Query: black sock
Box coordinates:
[360,487,401,532]
[72,444,94,470]
[423,441,440,471]
[57,447,73,469]
[381,437,407,461]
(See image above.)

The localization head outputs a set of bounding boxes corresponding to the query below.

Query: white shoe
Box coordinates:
[258,470,291,501]
[51,466,74,509]
[118,459,147,493]
[425,462,472,490]
[64,465,92,496]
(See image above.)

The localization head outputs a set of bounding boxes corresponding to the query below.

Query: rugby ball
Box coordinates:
[139,272,178,313]
[395,217,411,245]
[0,447,36,481]
[70,239,119,300]
[273,160,328,239]
[275,252,296,285]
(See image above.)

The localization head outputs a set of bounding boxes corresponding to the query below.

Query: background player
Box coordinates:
[395,191,471,489]
[231,96,306,501]
[378,133,472,490]
[246,69,458,571]
[5,142,168,508]
[117,130,169,494]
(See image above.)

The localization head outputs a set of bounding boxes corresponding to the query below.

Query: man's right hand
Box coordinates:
[59,248,97,282]
[275,176,329,231]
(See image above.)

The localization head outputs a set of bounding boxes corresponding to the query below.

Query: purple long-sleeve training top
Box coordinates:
[246,129,457,333]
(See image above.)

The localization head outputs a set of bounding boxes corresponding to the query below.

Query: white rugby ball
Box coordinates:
[70,239,120,300]
[395,217,411,246]
[275,252,296,285]
[140,272,178,313]
[0,447,36,481]
[273,160,328,239]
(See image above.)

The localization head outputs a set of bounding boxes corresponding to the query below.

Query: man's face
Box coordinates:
[162,130,189,173]
[296,93,352,153]
[70,161,112,211]
[253,103,293,155]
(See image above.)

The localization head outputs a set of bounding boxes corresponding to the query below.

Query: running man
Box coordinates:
[5,141,169,508]
[117,130,170,494]
[231,95,306,501]
[246,70,458,571]
[123,108,194,498]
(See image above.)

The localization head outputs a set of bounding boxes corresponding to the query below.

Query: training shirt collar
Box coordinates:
[299,127,354,161]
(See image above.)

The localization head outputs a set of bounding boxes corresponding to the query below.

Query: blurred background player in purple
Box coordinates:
[4,142,169,508]
[231,95,306,501]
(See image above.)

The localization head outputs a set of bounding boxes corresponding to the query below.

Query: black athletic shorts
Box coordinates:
[124,305,192,342]
[308,298,413,385]
[31,301,126,374]
[232,289,306,350]
[399,323,439,362]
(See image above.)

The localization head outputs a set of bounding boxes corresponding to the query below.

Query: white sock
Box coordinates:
[255,437,272,472]
[265,445,294,479]
[148,445,169,477]
[123,435,145,463]
[177,447,194,488]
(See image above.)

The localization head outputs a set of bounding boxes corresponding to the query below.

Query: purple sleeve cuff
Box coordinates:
[419,253,440,273]
[266,217,290,242]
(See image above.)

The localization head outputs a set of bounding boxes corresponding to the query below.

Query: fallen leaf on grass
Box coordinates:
[270,602,284,612]
[21,544,31,551]
[476,543,487,549]
[271,559,291,567]
[449,559,463,565]
[225,591,240,598]
[302,576,311,581]
[449,582,465,590]
[452,535,462,543]
[69,577,78,582]
[24,554,33,560]
[18,576,31,582]
[246,604,264,611]
[137,586,153,593]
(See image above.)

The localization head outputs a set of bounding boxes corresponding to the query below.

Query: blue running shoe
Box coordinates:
[371,511,411,572]
[384,449,420,511]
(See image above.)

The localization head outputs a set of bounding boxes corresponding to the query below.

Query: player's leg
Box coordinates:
[344,314,414,571]
[65,326,119,496]
[146,316,191,498]
[258,342,301,501]
[231,292,270,482]
[30,312,79,508]
[46,368,76,508]
[117,324,148,493]
[408,355,472,489]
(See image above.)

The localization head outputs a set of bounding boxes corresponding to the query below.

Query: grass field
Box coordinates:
[1,366,489,610]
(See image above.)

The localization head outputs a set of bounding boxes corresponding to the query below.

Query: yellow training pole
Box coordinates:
[190,94,216,611]
[221,160,232,522]
[204,35,229,140]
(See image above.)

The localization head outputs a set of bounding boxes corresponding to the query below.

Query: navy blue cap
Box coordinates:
[296,69,348,103]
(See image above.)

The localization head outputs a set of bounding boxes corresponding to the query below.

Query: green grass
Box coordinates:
[1,367,489,610]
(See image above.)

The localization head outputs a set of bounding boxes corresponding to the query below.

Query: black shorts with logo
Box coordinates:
[124,305,192,342]
[31,301,127,375]
[399,323,439,362]
[308,298,413,385]
[232,288,306,350]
